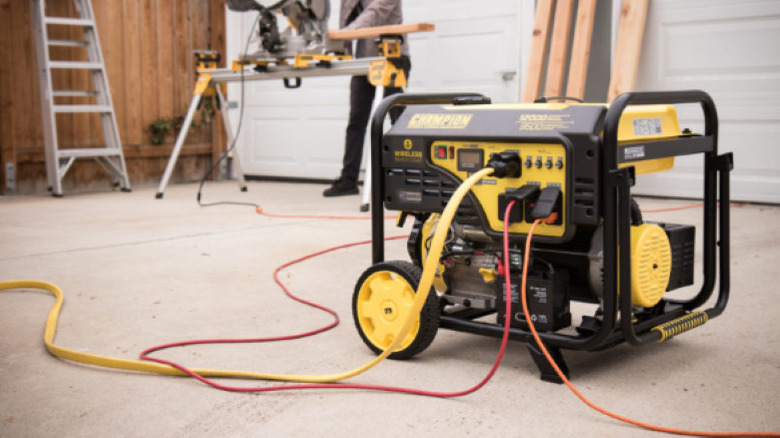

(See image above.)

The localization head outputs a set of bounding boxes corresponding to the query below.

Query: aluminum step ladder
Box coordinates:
[30,0,131,197]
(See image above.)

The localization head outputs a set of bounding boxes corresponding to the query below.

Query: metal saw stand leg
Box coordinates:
[216,86,246,191]
[360,140,371,211]
[156,76,245,199]
[156,93,201,199]
[360,95,384,212]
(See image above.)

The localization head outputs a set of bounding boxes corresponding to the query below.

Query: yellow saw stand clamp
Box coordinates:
[369,36,406,88]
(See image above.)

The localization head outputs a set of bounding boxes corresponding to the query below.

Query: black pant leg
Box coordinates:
[341,75,376,182]
[340,56,411,182]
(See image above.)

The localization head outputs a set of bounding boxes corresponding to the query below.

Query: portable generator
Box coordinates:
[354,90,733,382]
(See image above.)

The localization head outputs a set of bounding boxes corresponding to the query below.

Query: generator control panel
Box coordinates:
[381,101,690,244]
[429,141,568,238]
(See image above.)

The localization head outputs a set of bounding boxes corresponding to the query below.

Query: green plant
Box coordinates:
[148,97,216,145]
[149,120,172,145]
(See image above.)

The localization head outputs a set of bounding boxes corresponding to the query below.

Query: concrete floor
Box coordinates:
[0,180,778,437]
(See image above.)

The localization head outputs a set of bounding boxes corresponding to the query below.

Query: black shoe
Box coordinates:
[323,178,359,197]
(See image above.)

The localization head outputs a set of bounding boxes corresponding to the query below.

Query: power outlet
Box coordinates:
[5,162,15,193]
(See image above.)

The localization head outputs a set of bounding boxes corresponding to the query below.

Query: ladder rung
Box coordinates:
[53,90,99,97]
[48,39,89,48]
[58,149,122,158]
[34,0,131,195]
[53,104,113,113]
[49,61,103,70]
[44,17,95,27]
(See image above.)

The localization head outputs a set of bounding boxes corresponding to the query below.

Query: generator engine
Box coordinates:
[355,91,733,381]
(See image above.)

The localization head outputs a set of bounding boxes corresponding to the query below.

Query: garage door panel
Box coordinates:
[634,121,780,203]
[248,117,303,165]
[303,119,347,172]
[663,18,780,78]
[719,122,780,172]
[405,0,516,22]
[438,30,514,84]
[404,1,519,104]
[640,4,780,93]
[246,114,347,178]
[246,75,352,94]
[633,0,780,203]
[246,78,351,107]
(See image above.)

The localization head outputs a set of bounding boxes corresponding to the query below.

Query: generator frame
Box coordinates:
[368,90,733,382]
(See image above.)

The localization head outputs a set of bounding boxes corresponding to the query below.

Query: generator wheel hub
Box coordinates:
[355,270,418,350]
[380,300,399,322]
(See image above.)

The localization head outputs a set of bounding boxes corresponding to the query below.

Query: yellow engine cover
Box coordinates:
[617,105,682,175]
[630,224,672,307]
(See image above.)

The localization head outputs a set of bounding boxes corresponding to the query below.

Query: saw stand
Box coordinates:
[155,23,434,200]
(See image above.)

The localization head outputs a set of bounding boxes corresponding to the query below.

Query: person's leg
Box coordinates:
[342,75,376,182]
[324,75,376,196]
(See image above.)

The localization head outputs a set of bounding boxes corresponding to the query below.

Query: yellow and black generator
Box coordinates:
[355,91,733,382]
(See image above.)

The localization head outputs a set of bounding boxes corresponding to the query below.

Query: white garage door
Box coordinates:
[226,0,524,181]
[628,0,780,204]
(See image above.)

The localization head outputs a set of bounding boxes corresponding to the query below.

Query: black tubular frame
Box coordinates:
[371,93,486,265]
[605,90,732,345]
[369,90,733,352]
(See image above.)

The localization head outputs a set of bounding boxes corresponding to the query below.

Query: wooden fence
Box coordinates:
[0,0,227,194]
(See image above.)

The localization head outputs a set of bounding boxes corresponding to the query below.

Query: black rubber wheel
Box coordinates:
[352,260,439,360]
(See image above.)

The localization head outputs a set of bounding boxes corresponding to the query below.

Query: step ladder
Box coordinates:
[30,0,131,197]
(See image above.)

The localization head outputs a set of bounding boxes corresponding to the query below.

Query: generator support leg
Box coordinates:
[527,341,569,384]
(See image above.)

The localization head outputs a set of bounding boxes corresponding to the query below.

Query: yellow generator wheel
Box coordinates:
[630,223,672,307]
[352,261,439,359]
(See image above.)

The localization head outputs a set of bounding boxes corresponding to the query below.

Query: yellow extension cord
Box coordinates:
[0,167,495,384]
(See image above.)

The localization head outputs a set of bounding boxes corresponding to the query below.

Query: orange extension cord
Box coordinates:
[181,200,775,435]
[641,201,749,213]
[521,219,777,437]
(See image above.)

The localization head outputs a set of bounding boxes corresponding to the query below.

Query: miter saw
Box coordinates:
[226,0,344,62]
[155,0,430,197]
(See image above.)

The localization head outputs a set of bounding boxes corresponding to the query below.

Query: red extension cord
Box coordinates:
[139,229,514,397]
[140,202,776,436]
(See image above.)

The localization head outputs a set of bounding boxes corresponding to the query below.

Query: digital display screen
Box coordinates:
[458,149,483,171]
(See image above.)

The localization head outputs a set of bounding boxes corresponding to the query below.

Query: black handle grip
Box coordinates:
[283,77,301,89]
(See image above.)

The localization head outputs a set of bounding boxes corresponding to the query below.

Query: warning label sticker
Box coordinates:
[623,145,646,160]
[632,118,663,136]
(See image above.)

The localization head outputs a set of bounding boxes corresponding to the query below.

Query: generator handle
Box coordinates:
[604,90,719,170]
[370,92,488,265]
[709,152,733,317]
[603,90,726,345]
